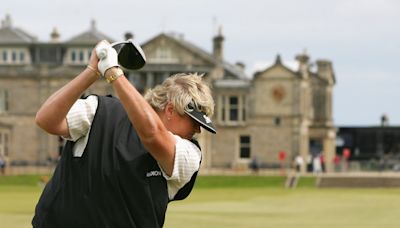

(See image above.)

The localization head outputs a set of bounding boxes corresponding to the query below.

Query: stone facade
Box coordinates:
[0,14,336,172]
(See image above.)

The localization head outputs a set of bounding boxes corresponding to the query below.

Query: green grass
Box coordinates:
[195,175,284,188]
[0,174,48,186]
[1,175,400,228]
[165,187,400,228]
[0,185,42,228]
[194,175,316,188]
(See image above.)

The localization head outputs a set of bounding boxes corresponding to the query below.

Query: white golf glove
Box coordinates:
[95,42,119,76]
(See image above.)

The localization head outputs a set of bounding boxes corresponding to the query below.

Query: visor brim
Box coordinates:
[184,110,216,134]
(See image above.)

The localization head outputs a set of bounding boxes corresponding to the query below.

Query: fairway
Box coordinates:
[165,187,400,228]
[0,186,42,228]
[1,175,400,228]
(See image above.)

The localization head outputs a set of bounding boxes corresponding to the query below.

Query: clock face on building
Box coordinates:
[271,85,285,102]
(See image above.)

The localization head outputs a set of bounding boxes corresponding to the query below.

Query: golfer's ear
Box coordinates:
[164,103,174,118]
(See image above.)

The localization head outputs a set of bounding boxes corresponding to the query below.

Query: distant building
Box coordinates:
[0,14,336,171]
[337,126,400,161]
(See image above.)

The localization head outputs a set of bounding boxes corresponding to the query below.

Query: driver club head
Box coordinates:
[111,39,146,70]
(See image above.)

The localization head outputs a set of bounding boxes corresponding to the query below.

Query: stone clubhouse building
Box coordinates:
[0,14,336,172]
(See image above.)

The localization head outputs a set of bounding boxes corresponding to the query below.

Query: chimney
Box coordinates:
[235,62,245,72]
[295,50,310,77]
[381,114,389,127]
[124,32,134,40]
[275,54,282,65]
[213,26,224,62]
[2,14,12,28]
[90,19,97,32]
[50,27,60,43]
[316,59,335,84]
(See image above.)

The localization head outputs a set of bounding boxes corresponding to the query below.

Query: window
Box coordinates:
[0,48,29,65]
[12,51,17,61]
[242,104,246,121]
[157,47,169,59]
[0,90,9,113]
[274,117,281,126]
[229,97,238,121]
[219,94,246,124]
[79,50,84,62]
[2,51,7,62]
[149,47,178,63]
[71,51,76,62]
[240,136,251,159]
[68,48,90,65]
[20,52,25,62]
[221,96,226,121]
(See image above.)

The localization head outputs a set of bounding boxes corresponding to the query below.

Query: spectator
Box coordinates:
[313,155,322,173]
[294,155,304,172]
[0,155,5,175]
[333,154,341,172]
[320,154,325,172]
[249,157,260,174]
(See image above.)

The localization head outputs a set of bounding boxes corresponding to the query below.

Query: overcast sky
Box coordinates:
[2,0,400,126]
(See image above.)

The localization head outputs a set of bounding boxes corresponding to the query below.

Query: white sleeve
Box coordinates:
[64,95,98,142]
[160,134,201,200]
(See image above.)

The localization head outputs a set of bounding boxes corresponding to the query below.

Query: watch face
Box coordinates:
[272,85,285,102]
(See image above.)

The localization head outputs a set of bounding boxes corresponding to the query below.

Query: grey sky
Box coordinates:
[2,0,400,126]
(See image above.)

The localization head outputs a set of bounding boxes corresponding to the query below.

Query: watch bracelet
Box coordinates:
[105,69,124,83]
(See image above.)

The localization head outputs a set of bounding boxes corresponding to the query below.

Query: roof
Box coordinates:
[222,62,248,80]
[0,15,37,44]
[214,79,251,88]
[253,54,299,79]
[142,32,249,80]
[66,20,115,45]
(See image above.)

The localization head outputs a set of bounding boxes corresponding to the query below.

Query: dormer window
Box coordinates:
[0,48,30,65]
[71,51,76,62]
[149,46,178,64]
[19,52,24,62]
[79,50,84,62]
[2,51,7,62]
[157,47,169,59]
[67,48,91,65]
[12,51,17,61]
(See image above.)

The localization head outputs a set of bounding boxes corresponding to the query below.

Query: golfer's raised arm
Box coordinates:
[109,67,176,176]
[95,41,176,176]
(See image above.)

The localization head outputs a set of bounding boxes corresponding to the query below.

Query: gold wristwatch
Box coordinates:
[105,67,124,83]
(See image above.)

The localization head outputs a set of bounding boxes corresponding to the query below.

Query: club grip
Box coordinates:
[95,43,109,59]
[96,48,107,59]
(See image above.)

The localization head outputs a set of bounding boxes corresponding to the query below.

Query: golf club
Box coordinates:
[97,39,146,70]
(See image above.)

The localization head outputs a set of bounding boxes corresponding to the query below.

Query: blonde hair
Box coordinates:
[144,73,214,116]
